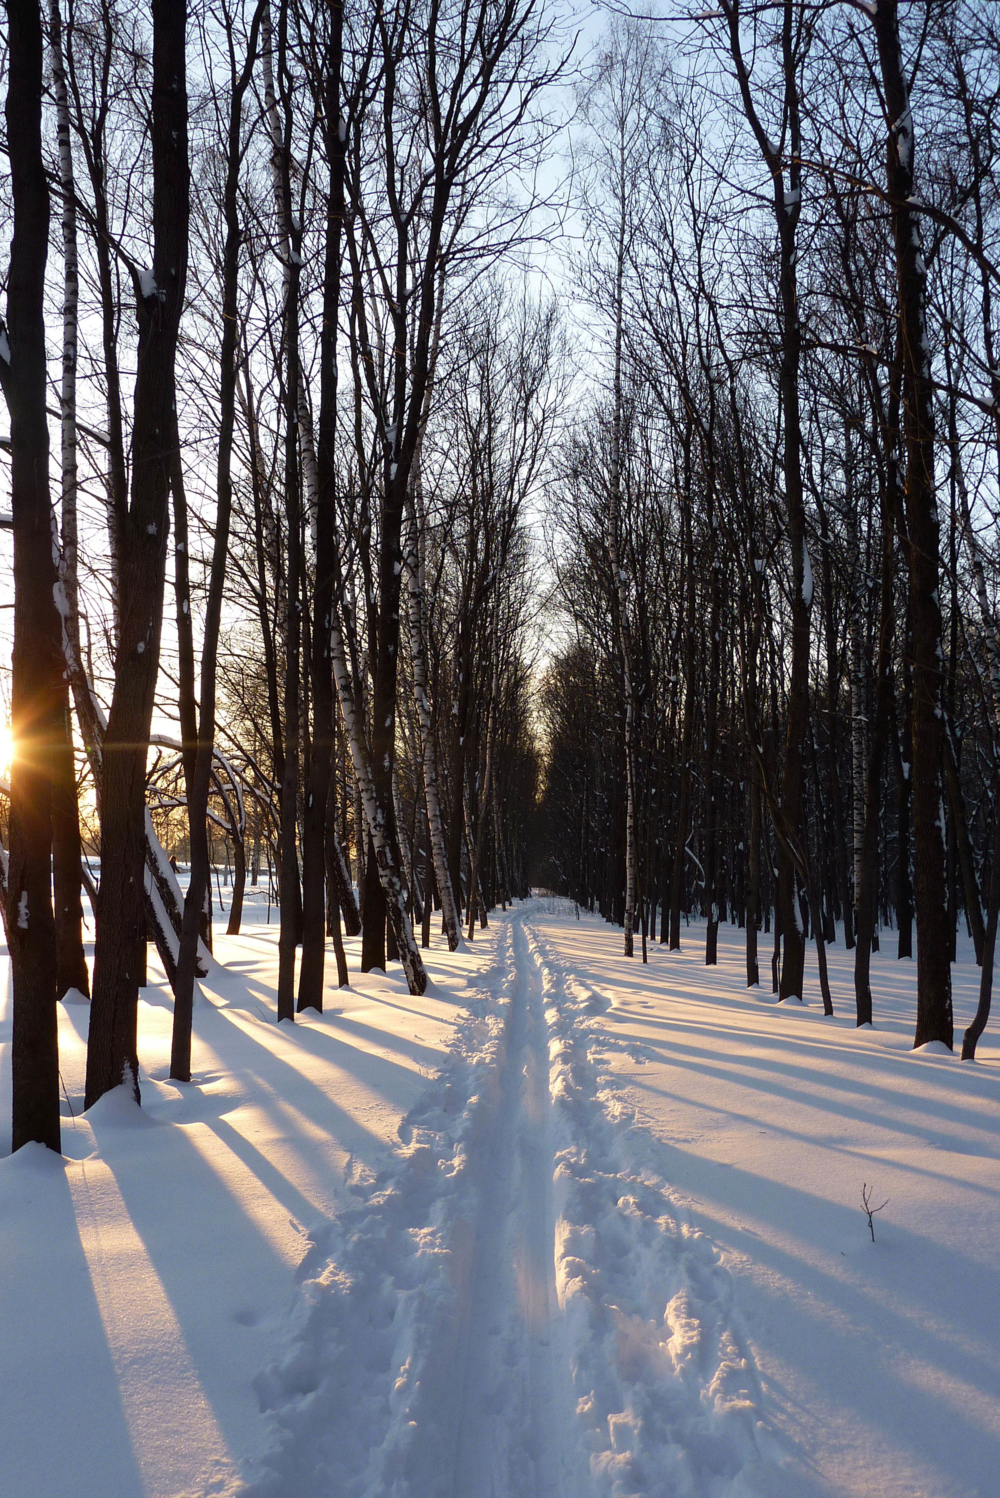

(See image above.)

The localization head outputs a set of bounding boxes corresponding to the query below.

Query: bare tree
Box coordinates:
[1,0,63,1152]
[85,0,190,1106]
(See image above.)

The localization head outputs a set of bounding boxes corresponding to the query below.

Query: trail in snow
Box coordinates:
[246,902,774,1498]
[5,899,999,1498]
[528,918,777,1498]
[445,917,567,1498]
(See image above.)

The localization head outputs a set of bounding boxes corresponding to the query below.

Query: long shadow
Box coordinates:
[319,986,466,1022]
[561,923,996,1047]
[605,1056,1000,1355]
[304,1009,448,1071]
[624,1065,1000,1214]
[648,1145,1000,1484]
[535,921,1000,1485]
[196,1011,399,1171]
[588,975,1000,1114]
[627,1005,1000,1099]
[63,1000,400,1164]
[85,1106,302,1462]
[621,1030,1000,1153]
[201,1113,331,1230]
[217,1002,440,1123]
[0,1149,144,1496]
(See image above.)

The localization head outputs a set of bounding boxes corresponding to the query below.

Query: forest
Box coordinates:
[2,0,1000,1140]
[4,3,1000,1496]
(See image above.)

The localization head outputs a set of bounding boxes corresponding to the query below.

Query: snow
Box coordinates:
[0,330,10,364]
[139,268,158,299]
[16,890,27,929]
[893,104,913,174]
[1,900,999,1498]
[802,537,814,607]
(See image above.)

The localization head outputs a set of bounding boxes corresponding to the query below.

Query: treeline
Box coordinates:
[6,0,1000,1157]
[2,0,557,1152]
[537,5,1000,1058]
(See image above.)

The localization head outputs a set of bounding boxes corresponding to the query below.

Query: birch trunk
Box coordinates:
[330,617,427,994]
[48,0,90,1000]
[607,132,637,958]
[403,515,461,949]
[467,684,498,941]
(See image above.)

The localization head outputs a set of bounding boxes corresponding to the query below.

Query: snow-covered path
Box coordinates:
[444,917,566,1498]
[250,906,771,1497]
[3,896,999,1498]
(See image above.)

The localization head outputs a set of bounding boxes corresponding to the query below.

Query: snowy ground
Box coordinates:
[1,896,998,1498]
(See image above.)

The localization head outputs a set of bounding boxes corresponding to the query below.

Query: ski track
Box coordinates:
[244,902,775,1498]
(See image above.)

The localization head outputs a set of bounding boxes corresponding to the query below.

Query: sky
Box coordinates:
[0,0,702,739]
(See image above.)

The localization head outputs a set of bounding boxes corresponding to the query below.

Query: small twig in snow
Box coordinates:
[861,1182,889,1242]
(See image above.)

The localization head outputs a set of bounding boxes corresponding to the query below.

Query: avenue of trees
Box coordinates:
[3,0,551,1151]
[4,0,1000,1153]
[539,1,1000,1060]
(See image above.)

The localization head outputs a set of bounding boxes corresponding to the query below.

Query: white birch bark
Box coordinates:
[844,475,867,912]
[391,766,416,907]
[400,279,461,949]
[330,613,427,994]
[260,2,291,279]
[50,0,80,649]
[466,668,498,940]
[609,205,637,957]
[403,507,461,949]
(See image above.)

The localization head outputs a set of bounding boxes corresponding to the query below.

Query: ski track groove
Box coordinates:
[244,901,775,1498]
[444,916,567,1498]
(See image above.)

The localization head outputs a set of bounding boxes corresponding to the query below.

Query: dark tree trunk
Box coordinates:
[86,0,189,1108]
[361,832,385,970]
[227,835,247,937]
[669,519,696,950]
[746,768,761,987]
[855,441,897,1026]
[3,0,62,1152]
[817,493,854,951]
[271,0,304,1025]
[724,0,811,1002]
[324,758,350,988]
[962,805,1000,1060]
[299,0,346,1012]
[52,698,90,999]
[942,728,984,966]
[872,0,952,1047]
[704,531,720,966]
[170,5,260,1077]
